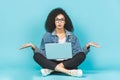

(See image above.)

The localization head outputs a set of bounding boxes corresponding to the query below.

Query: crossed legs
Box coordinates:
[33,52,86,76]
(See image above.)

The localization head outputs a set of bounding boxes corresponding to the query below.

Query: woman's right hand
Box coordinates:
[19,43,36,50]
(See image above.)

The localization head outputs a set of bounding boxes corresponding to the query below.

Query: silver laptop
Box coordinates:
[45,43,72,59]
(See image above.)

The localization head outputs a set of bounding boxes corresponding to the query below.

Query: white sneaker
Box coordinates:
[41,68,54,76]
[69,69,83,77]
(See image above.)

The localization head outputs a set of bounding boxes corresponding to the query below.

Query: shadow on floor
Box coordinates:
[0,68,120,80]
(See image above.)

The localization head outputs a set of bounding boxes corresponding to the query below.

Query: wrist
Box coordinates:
[87,46,90,49]
[32,45,35,50]
[30,44,35,50]
[86,44,90,49]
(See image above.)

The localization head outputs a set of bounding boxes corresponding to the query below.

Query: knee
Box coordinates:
[82,52,86,60]
[79,52,86,61]
[33,53,40,61]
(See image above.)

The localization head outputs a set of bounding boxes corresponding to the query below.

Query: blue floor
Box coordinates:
[1,68,120,80]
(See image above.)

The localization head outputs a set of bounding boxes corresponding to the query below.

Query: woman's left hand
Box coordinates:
[86,42,101,49]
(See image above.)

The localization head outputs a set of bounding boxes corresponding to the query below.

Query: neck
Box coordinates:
[55,28,65,34]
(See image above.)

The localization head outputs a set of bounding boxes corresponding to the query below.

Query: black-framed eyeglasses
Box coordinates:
[55,18,65,23]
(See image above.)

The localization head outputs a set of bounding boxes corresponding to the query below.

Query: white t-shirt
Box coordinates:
[58,37,66,43]
[56,37,67,61]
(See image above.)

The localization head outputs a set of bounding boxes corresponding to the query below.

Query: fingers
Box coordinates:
[19,44,31,50]
[19,47,24,50]
[19,46,30,50]
[89,42,101,48]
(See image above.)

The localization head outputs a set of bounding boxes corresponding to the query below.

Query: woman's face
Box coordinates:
[55,14,65,30]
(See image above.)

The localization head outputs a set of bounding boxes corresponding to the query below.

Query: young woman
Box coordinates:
[20,8,100,77]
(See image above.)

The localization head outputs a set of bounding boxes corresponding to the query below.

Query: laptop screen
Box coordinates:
[45,43,72,59]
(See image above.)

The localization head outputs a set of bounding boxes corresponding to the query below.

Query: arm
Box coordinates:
[19,33,47,55]
[85,42,101,48]
[19,43,42,55]
[19,43,36,50]
[83,42,101,54]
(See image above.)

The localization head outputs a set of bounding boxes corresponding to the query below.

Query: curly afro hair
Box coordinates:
[45,8,74,33]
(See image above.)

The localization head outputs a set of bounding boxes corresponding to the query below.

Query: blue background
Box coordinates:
[0,0,120,71]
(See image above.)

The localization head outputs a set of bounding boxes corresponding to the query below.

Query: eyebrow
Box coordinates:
[55,18,65,19]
